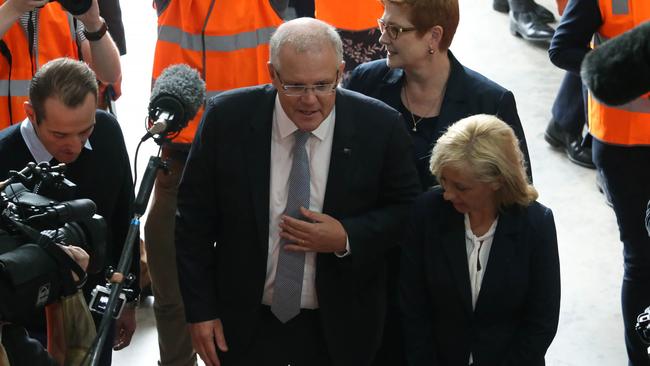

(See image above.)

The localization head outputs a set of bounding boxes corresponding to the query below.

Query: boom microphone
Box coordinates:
[581,21,650,106]
[142,64,206,141]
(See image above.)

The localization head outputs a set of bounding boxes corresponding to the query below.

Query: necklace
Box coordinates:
[402,81,439,132]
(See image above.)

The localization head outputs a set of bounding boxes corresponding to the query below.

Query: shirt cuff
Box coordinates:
[335,237,351,258]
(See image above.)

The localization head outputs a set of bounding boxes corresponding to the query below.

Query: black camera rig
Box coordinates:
[0,162,105,324]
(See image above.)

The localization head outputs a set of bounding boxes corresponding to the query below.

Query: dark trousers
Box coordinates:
[219,306,330,366]
[552,72,587,138]
[372,247,406,366]
[593,140,650,366]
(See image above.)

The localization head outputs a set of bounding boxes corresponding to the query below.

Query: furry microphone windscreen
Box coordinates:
[581,21,650,106]
[150,64,207,122]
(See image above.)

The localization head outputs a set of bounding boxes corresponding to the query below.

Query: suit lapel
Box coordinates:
[441,208,474,317]
[323,89,356,215]
[438,52,469,129]
[243,86,275,254]
[474,206,521,313]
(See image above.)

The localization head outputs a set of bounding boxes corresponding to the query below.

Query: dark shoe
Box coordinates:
[596,169,614,208]
[494,0,556,23]
[493,0,510,13]
[510,11,555,41]
[545,121,596,169]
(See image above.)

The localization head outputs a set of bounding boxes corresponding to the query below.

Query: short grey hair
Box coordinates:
[269,17,343,71]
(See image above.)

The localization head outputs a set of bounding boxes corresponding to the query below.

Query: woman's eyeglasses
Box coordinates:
[377,18,417,40]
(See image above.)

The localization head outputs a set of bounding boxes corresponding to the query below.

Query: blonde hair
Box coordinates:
[429,114,537,208]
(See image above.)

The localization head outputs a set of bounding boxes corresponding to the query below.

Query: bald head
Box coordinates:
[269,17,343,72]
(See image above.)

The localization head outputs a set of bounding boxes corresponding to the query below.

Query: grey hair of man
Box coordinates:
[269,17,344,72]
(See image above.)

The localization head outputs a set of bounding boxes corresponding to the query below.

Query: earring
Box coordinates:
[428,48,435,54]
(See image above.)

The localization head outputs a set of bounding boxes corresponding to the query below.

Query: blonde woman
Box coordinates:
[401,114,560,366]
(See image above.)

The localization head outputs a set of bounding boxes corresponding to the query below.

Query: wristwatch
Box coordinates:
[83,18,108,42]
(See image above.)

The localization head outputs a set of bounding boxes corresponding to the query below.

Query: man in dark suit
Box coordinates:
[175,17,420,366]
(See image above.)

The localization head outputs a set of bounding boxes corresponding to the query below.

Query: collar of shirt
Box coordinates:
[273,95,335,142]
[464,213,499,242]
[20,118,93,163]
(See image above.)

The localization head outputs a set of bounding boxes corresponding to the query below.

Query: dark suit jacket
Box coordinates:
[175,85,420,366]
[401,187,560,366]
[344,52,533,188]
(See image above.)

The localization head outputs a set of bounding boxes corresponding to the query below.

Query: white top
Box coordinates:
[262,96,335,309]
[465,213,498,365]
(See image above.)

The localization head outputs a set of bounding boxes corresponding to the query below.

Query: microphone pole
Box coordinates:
[87,155,167,366]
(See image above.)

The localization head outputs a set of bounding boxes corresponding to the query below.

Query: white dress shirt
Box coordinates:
[465,213,498,365]
[262,96,336,309]
[20,118,92,162]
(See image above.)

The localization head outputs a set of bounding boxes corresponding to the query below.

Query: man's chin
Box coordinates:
[292,114,323,131]
[55,154,80,164]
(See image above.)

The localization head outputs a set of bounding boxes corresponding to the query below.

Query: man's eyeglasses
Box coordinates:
[274,69,339,97]
[377,18,417,40]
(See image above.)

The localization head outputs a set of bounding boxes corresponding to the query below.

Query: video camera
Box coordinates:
[0,162,106,325]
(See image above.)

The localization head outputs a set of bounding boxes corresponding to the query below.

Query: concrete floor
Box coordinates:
[111,0,628,365]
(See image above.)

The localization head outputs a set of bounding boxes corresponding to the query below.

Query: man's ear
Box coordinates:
[24,101,37,125]
[267,62,276,82]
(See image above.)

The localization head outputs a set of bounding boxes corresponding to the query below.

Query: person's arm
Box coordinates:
[338,113,420,266]
[175,102,225,366]
[108,116,139,351]
[75,0,121,84]
[400,197,439,366]
[0,0,47,38]
[501,207,561,365]
[548,0,602,74]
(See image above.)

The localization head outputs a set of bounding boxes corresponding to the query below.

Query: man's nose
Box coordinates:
[299,89,318,103]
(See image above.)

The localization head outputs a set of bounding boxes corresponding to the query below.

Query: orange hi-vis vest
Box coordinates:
[315,0,384,31]
[152,0,283,145]
[0,1,78,128]
[589,0,650,145]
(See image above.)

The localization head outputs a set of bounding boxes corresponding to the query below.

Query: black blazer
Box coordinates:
[344,52,533,187]
[401,187,560,366]
[175,85,420,366]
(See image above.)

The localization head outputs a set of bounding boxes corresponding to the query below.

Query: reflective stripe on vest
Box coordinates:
[612,0,629,14]
[158,25,276,52]
[0,80,30,96]
[589,0,650,145]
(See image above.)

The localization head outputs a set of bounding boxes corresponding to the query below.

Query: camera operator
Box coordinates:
[0,223,90,366]
[0,57,139,366]
[0,0,121,128]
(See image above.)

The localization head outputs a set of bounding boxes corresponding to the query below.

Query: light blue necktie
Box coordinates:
[271,130,310,323]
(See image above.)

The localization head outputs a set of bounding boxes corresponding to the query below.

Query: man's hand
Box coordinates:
[113,306,136,350]
[280,207,347,253]
[57,244,89,282]
[189,319,228,366]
